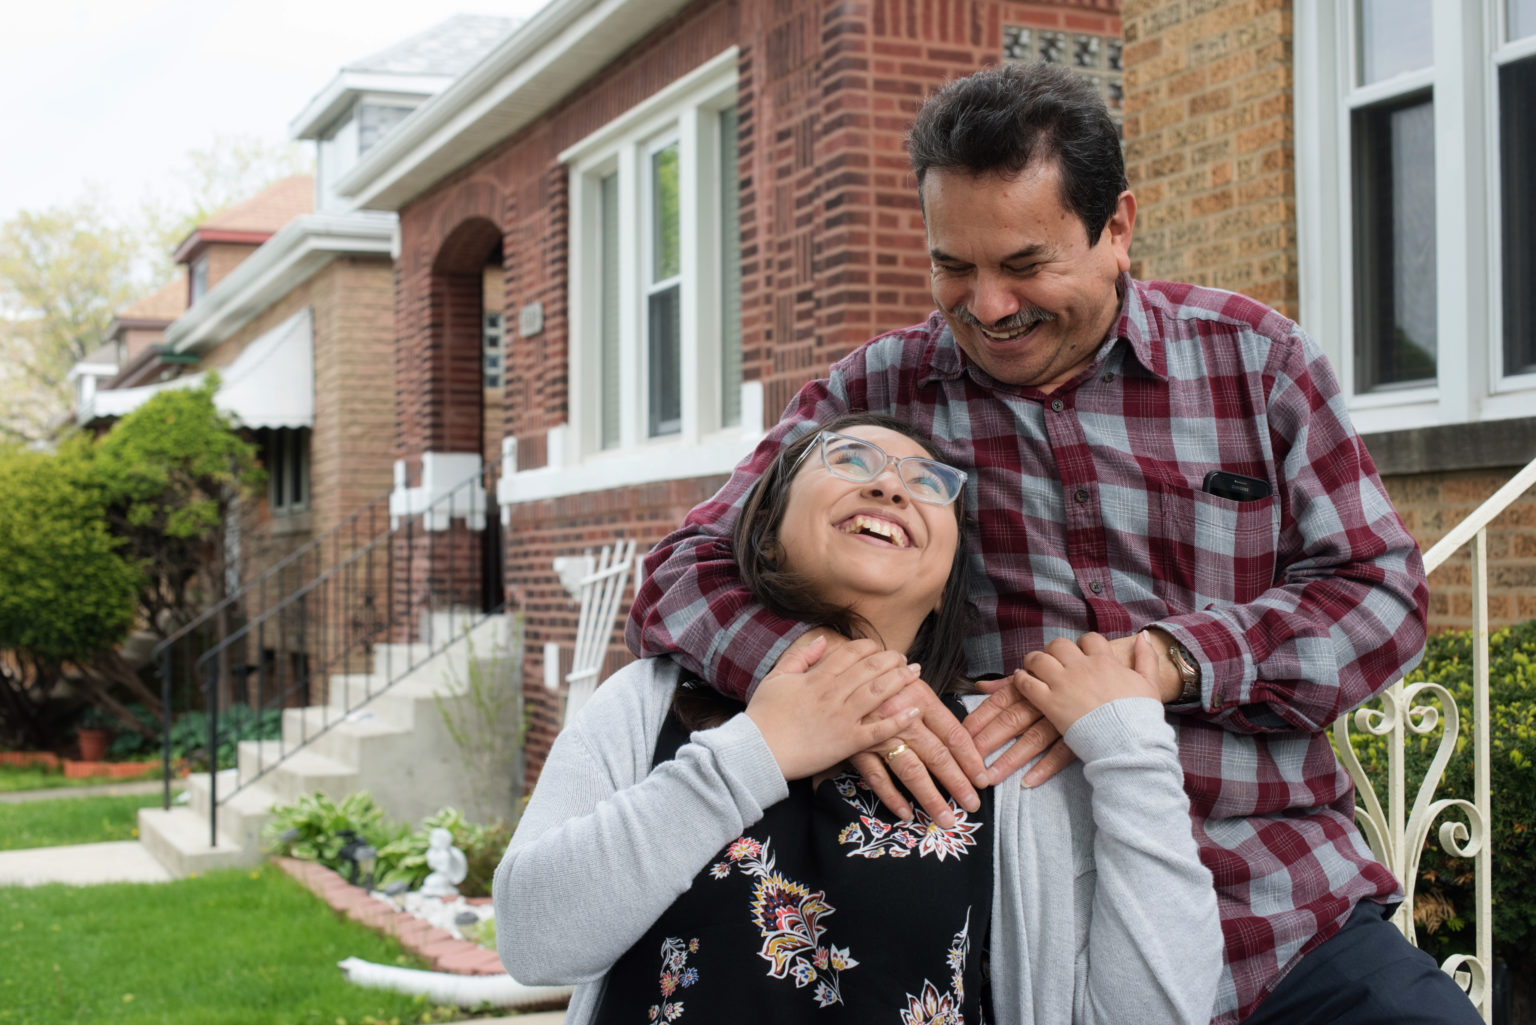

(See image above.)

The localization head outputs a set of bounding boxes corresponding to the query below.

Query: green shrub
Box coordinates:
[265,793,510,898]
[1336,618,1536,975]
[263,791,409,874]
[165,705,281,769]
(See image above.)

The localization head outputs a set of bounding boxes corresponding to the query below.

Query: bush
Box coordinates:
[264,793,510,898]
[1336,618,1536,976]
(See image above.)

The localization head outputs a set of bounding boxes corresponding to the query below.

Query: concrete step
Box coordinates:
[185,768,239,819]
[262,749,360,805]
[281,706,412,766]
[137,805,256,876]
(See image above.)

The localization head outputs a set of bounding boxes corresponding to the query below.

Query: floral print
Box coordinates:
[647,936,699,1022]
[899,910,973,1025]
[710,835,859,1008]
[832,772,980,862]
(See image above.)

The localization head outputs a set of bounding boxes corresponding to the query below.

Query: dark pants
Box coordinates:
[1243,902,1484,1025]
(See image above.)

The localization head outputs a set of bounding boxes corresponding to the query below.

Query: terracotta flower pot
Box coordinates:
[77,728,112,763]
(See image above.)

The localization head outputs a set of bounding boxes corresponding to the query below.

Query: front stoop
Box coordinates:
[138,613,518,877]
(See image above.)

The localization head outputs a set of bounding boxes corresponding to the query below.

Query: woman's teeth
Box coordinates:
[838,515,909,548]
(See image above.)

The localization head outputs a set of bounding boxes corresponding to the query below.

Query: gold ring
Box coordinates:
[884,742,909,762]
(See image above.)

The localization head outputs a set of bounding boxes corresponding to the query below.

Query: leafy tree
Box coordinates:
[95,377,263,639]
[0,194,141,443]
[0,441,140,748]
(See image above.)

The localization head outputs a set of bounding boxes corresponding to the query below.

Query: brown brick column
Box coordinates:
[1121,0,1297,316]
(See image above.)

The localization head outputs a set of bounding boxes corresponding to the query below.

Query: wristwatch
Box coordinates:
[1166,640,1201,704]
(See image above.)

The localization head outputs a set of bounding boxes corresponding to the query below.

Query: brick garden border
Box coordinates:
[271,856,505,976]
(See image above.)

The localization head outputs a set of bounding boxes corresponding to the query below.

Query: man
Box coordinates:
[627,62,1469,1024]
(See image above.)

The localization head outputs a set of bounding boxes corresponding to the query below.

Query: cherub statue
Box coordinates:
[420,827,468,898]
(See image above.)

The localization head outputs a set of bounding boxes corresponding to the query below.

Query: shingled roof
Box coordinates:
[198,175,315,235]
[345,14,517,77]
[116,273,188,324]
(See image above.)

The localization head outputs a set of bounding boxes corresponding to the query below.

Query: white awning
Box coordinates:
[82,308,314,429]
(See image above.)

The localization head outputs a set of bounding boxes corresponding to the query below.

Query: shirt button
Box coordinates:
[1088,580,1102,594]
[1102,371,1115,382]
[1050,399,1065,413]
[1074,488,1090,503]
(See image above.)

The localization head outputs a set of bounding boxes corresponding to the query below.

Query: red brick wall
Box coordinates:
[392,0,1121,789]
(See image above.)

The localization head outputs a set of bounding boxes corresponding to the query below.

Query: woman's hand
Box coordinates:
[1011,631,1161,734]
[746,635,922,781]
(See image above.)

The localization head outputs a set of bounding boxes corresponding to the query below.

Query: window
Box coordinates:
[566,50,742,459]
[1296,0,1536,431]
[190,256,210,305]
[483,311,504,390]
[264,428,310,515]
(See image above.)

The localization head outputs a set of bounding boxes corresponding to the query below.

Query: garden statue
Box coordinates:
[420,827,468,898]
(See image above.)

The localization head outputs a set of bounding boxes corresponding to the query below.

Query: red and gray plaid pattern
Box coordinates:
[627,276,1427,1022]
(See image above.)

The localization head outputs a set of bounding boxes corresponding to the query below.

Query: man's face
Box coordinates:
[923,162,1135,392]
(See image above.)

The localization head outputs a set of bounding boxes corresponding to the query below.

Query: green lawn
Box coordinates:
[0,793,165,850]
[0,763,154,793]
[0,865,469,1024]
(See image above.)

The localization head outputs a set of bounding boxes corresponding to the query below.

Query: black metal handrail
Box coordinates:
[154,486,397,810]
[161,459,506,850]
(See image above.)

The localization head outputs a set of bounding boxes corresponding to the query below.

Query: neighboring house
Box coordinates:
[77,14,517,697]
[334,0,1124,782]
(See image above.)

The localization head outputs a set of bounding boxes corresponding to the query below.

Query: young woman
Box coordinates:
[494,413,1220,1024]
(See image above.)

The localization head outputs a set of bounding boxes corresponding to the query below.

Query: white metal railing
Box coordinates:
[541,540,637,724]
[1332,453,1536,1021]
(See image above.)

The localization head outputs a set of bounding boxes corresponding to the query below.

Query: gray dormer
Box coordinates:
[290,14,518,212]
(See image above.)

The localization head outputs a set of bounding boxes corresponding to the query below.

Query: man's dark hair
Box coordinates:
[674,412,976,731]
[907,61,1127,244]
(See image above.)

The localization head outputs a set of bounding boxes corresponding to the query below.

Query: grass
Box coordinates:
[0,865,472,1025]
[0,763,148,793]
[0,793,165,851]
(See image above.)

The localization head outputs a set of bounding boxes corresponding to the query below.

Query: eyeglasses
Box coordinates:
[790,430,968,506]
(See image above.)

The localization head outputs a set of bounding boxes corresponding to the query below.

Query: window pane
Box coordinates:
[269,433,285,508]
[1351,96,1437,390]
[290,429,307,509]
[1501,56,1536,375]
[1357,0,1432,86]
[600,172,621,449]
[719,107,742,428]
[648,284,682,437]
[1512,0,1536,41]
[651,143,681,282]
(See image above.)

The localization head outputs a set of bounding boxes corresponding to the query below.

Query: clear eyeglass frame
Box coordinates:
[790,430,968,506]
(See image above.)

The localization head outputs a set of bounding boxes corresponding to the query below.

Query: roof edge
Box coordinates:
[165,212,397,353]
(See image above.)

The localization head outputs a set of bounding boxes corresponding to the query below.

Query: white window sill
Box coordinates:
[498,428,762,506]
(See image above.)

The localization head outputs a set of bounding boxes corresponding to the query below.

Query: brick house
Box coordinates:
[336,0,1533,783]
[336,0,1123,781]
[78,15,515,702]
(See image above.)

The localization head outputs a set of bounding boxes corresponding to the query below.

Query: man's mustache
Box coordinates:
[949,303,1058,332]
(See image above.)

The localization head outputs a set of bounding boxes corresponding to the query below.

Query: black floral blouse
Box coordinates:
[592,697,995,1024]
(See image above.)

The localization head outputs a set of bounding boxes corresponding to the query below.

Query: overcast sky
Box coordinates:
[0,0,548,225]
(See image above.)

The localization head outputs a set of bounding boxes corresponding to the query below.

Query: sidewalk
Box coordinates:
[0,777,169,803]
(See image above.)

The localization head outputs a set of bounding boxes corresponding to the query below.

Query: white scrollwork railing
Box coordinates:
[1331,453,1536,1023]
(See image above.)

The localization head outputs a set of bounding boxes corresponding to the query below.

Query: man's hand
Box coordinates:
[847,681,987,828]
[746,635,921,781]
[963,680,1074,788]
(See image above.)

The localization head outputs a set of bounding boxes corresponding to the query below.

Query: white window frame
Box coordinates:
[266,427,311,516]
[556,47,758,486]
[1297,0,1536,434]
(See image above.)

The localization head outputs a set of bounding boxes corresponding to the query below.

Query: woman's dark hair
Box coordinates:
[675,412,975,730]
[906,61,1128,245]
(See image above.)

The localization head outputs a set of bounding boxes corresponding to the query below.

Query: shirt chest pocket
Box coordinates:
[1151,480,1279,611]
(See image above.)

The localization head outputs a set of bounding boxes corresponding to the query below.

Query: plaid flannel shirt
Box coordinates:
[627,275,1427,1022]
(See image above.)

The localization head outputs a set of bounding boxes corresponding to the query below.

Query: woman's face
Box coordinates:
[776,424,960,618]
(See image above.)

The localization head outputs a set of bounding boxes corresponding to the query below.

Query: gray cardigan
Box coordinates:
[494,658,1221,1024]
